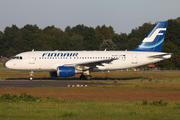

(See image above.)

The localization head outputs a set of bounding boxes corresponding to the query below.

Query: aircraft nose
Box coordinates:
[5,61,11,69]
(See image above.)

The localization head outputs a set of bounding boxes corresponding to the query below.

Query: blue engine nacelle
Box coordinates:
[49,71,58,77]
[57,66,75,77]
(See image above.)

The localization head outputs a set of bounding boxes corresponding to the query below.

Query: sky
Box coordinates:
[0,0,180,34]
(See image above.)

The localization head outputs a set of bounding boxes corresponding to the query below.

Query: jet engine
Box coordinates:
[57,66,75,77]
[50,66,82,78]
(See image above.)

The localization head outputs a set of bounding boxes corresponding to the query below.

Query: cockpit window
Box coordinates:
[13,56,23,60]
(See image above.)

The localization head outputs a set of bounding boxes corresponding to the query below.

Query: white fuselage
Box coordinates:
[5,51,171,72]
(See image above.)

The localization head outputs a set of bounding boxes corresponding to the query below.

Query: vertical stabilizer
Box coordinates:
[133,21,168,52]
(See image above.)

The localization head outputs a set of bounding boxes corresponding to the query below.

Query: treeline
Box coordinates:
[0,18,180,68]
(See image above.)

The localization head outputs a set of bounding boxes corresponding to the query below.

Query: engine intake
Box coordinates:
[57,66,75,77]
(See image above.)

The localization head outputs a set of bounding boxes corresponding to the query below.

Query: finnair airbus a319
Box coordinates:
[6,21,171,80]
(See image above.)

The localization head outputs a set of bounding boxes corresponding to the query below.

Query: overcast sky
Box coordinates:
[0,0,180,34]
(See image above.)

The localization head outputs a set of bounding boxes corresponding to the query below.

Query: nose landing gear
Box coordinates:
[29,71,33,81]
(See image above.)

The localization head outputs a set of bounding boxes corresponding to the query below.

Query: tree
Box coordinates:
[65,26,72,37]
[69,34,84,50]
[126,37,140,50]
[0,31,4,56]
[101,25,112,40]
[83,27,98,50]
[99,39,116,50]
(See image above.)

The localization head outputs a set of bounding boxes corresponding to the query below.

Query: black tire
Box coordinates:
[80,75,86,80]
[85,75,92,80]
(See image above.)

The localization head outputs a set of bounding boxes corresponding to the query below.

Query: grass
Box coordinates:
[0,99,180,120]
[1,69,180,119]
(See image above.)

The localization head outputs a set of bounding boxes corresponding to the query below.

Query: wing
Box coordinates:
[64,58,118,70]
[76,58,117,66]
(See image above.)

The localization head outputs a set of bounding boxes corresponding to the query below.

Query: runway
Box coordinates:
[0,80,88,87]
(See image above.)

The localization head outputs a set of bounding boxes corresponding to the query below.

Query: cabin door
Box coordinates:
[132,53,137,64]
[29,51,35,64]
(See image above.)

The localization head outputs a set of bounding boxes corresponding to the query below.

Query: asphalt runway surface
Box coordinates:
[0,80,89,87]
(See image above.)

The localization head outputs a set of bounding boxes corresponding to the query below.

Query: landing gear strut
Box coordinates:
[29,71,34,81]
[85,75,92,80]
[79,73,92,80]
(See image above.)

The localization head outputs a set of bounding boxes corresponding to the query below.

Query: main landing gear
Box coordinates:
[80,73,92,80]
[29,71,33,81]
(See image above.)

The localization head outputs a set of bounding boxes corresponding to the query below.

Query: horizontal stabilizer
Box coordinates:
[148,53,172,59]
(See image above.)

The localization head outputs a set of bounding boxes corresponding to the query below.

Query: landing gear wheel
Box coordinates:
[80,74,86,80]
[29,71,34,81]
[85,75,92,80]
[29,77,33,81]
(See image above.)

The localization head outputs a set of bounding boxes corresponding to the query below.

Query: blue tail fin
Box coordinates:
[133,21,168,52]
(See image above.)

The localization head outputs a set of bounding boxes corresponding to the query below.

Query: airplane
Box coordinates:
[5,21,171,80]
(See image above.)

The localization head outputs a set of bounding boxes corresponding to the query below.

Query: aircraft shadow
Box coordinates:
[4,77,143,81]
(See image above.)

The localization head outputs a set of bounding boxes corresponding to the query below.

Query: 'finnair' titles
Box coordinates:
[42,53,79,57]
